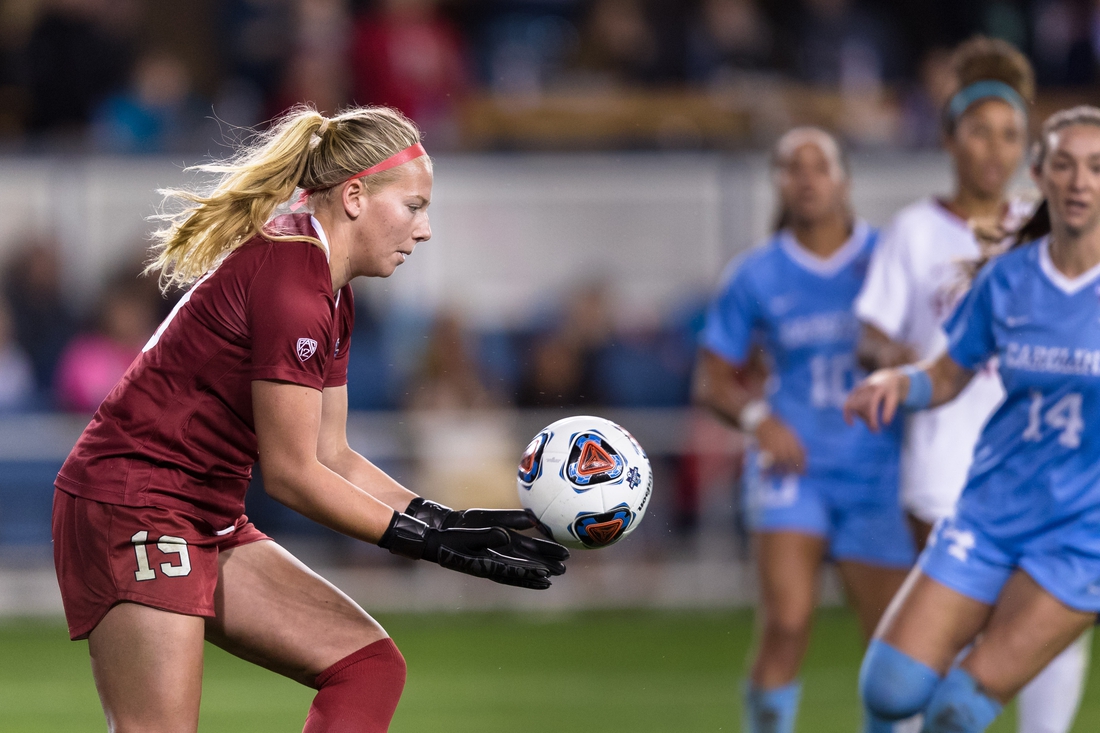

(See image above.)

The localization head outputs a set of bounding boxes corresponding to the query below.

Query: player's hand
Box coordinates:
[500,530,569,576]
[405,497,536,532]
[754,416,806,474]
[378,512,568,590]
[844,368,906,432]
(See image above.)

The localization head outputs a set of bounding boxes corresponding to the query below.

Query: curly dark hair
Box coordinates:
[943,36,1035,134]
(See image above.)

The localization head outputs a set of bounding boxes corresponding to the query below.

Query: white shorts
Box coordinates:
[901,372,1003,524]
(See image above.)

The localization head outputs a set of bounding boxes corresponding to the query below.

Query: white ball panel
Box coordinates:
[516,415,652,550]
[538,486,605,548]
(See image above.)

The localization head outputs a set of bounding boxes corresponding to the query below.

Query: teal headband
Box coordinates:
[946,80,1027,125]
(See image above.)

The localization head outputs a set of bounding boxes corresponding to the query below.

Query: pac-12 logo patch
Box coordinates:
[296,338,318,362]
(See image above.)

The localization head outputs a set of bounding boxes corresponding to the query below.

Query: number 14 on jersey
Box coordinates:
[1022,391,1083,449]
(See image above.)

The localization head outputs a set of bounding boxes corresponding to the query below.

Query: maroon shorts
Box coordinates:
[52,488,270,640]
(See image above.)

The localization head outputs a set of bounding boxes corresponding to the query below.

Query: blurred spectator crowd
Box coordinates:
[0,0,1099,152]
[0,239,726,536]
[0,243,159,413]
[0,238,705,417]
[0,236,728,540]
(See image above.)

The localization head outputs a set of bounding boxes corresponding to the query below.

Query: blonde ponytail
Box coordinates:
[148,104,422,291]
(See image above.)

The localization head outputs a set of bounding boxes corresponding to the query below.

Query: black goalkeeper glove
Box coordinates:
[405,496,537,532]
[378,511,569,590]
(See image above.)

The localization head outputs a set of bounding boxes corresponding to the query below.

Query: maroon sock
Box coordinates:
[303,638,406,733]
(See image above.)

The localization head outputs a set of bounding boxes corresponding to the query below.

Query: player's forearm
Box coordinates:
[323,447,418,512]
[695,385,755,430]
[926,354,975,408]
[857,323,917,372]
[691,352,761,430]
[262,459,395,543]
[856,332,892,372]
[903,354,975,410]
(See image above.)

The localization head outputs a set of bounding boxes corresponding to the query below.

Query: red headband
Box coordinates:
[291,142,427,211]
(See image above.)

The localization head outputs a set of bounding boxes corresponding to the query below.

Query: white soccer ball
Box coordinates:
[517,415,652,550]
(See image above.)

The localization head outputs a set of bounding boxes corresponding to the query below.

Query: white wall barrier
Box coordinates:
[0,409,848,613]
[0,151,973,326]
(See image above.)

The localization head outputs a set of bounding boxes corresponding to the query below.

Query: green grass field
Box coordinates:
[1,609,1097,732]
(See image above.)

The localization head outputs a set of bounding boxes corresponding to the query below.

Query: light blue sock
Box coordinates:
[921,668,1002,733]
[860,639,941,720]
[863,713,897,733]
[744,681,801,733]
[862,638,941,717]
[863,714,922,733]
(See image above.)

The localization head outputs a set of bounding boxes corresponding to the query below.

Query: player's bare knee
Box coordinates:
[762,609,813,645]
[105,713,197,733]
[337,621,393,671]
[99,689,200,733]
[958,658,1014,703]
[111,723,196,733]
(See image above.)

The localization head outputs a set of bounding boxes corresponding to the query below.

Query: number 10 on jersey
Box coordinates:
[810,354,853,409]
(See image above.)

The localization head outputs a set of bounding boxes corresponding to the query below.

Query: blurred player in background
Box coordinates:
[854,37,1089,733]
[847,105,1100,733]
[693,127,912,733]
[50,105,568,733]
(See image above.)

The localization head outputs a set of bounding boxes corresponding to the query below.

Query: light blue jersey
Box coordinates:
[923,237,1100,610]
[703,222,911,567]
[703,221,900,481]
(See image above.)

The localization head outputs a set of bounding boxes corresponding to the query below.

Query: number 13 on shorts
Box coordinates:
[131,530,192,581]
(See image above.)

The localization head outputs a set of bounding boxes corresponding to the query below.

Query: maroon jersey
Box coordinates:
[56,214,354,527]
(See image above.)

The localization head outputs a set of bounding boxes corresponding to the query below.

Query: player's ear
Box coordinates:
[940,127,955,155]
[836,177,852,209]
[341,179,365,219]
[1030,159,1045,193]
